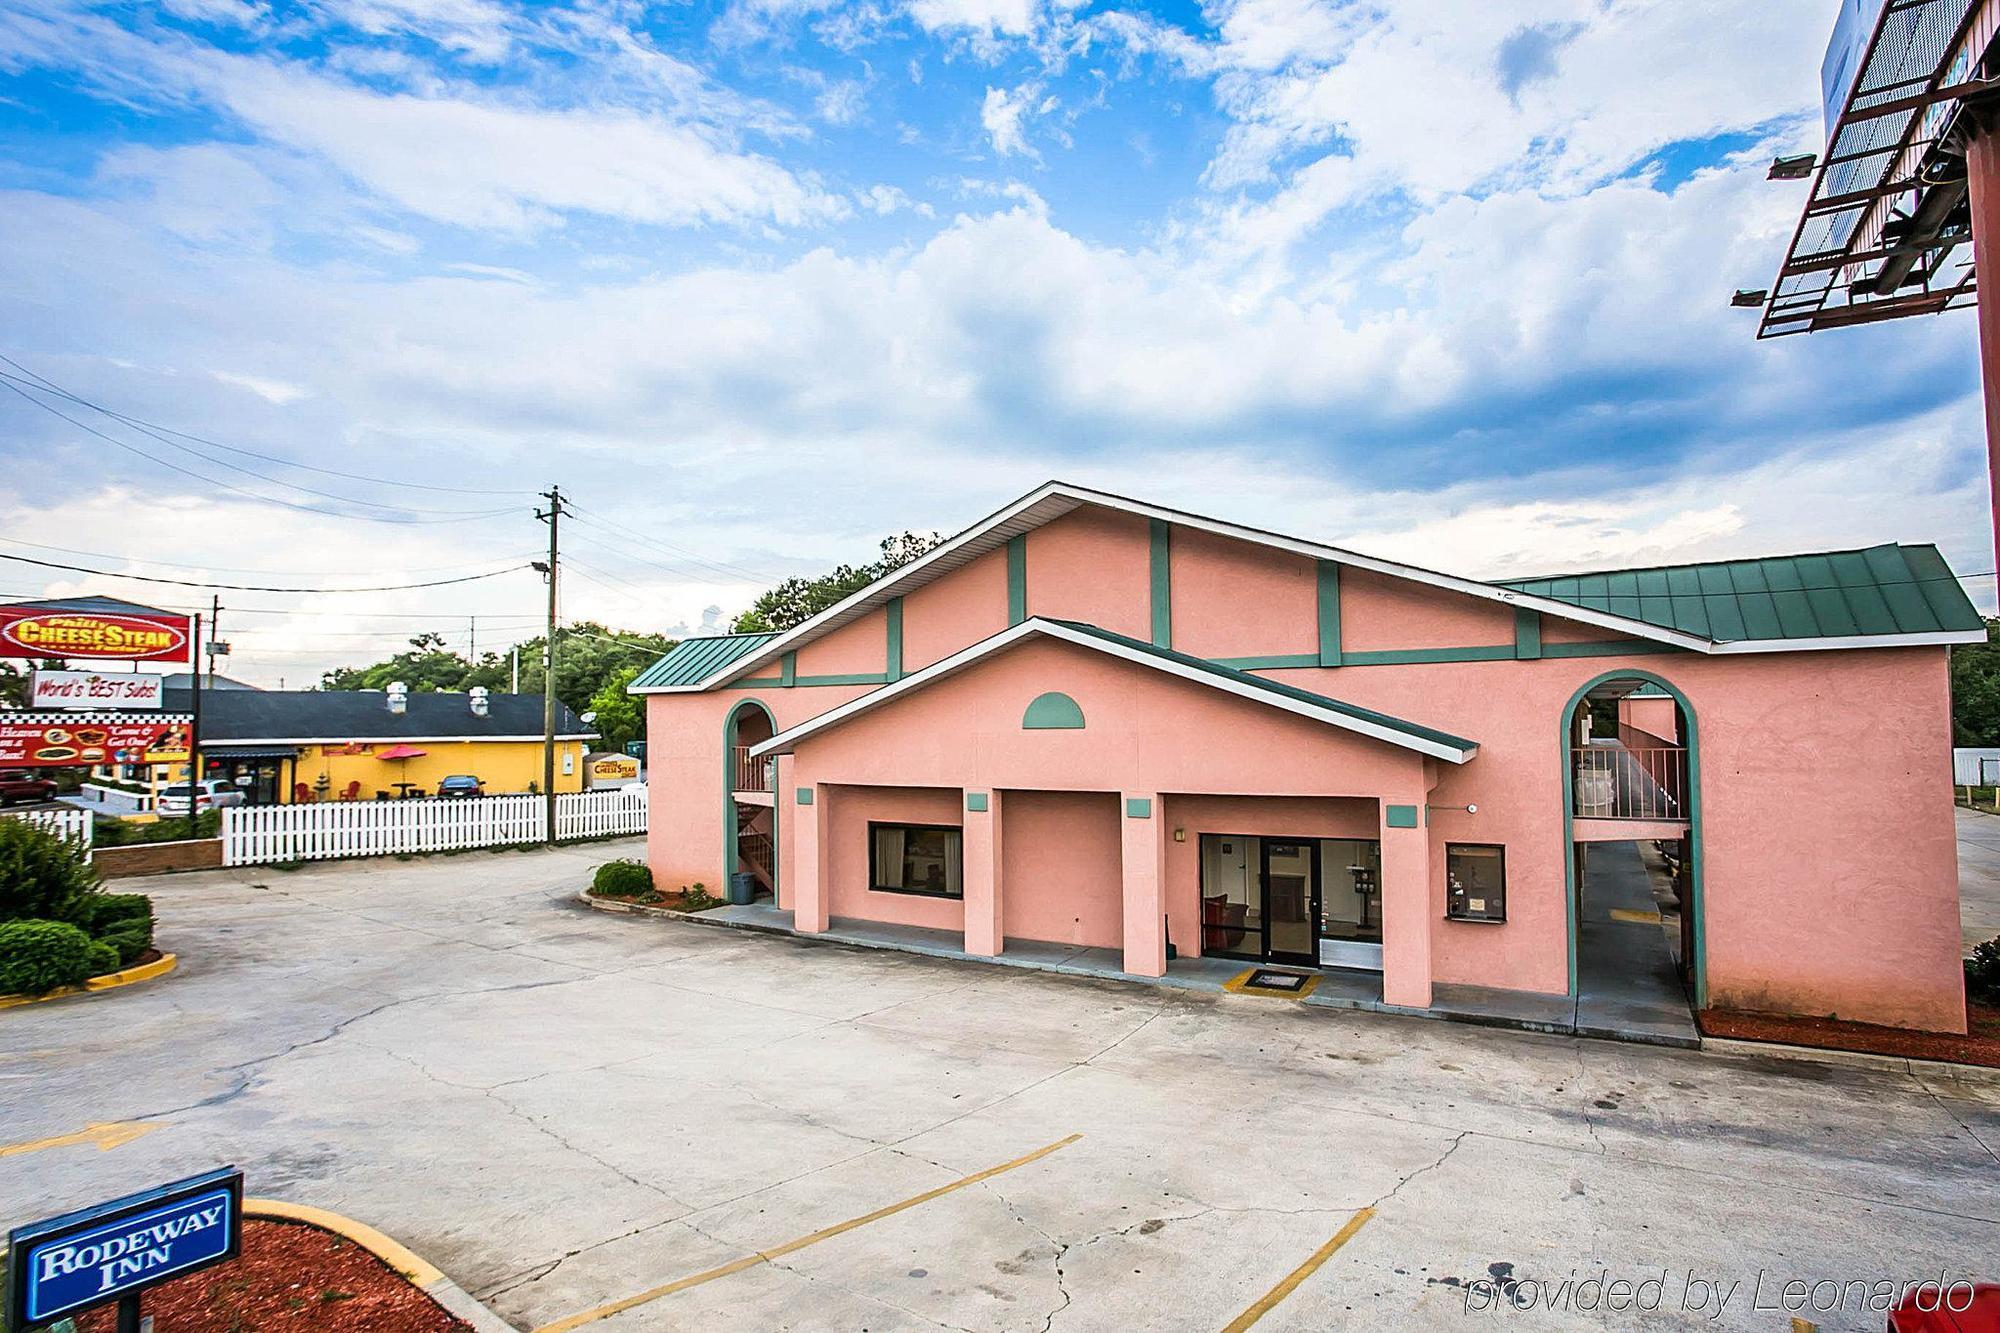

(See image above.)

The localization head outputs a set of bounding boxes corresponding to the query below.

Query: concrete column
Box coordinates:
[1969,121,2000,566]
[1120,794,1167,978]
[793,784,829,934]
[963,790,1003,957]
[1379,799,1432,1009]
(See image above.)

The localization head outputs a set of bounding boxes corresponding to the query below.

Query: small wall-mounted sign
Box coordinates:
[29,669,164,711]
[8,1168,243,1329]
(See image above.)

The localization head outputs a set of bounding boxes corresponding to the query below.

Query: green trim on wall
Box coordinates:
[795,672,889,687]
[1514,607,1542,660]
[1007,534,1028,626]
[1317,560,1343,667]
[721,698,777,895]
[795,786,814,806]
[965,792,989,812]
[779,652,797,687]
[1541,640,1682,659]
[1212,652,1322,671]
[1022,691,1086,730]
[1345,645,1517,666]
[886,597,904,683]
[1557,669,1704,1007]
[1125,797,1152,819]
[1149,519,1173,648]
[724,677,784,689]
[1385,804,1420,829]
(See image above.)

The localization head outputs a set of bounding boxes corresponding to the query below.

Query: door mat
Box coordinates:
[1224,968,1322,1000]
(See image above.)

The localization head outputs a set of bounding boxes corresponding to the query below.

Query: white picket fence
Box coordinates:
[221,789,647,867]
[1,806,94,859]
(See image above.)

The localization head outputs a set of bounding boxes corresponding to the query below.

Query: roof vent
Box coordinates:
[469,686,489,717]
[386,681,408,716]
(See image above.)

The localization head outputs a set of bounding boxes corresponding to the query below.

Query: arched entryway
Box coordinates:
[723,699,778,901]
[1559,669,1705,1029]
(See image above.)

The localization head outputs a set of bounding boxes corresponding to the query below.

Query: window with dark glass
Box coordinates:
[869,823,963,897]
[1445,844,1506,923]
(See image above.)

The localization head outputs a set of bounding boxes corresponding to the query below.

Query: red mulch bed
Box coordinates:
[591,888,721,912]
[73,1219,469,1333]
[1698,999,2000,1069]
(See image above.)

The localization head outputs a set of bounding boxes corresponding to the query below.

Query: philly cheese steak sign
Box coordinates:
[0,606,193,664]
[8,1169,242,1327]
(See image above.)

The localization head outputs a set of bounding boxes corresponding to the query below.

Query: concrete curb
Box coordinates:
[1700,1036,2000,1088]
[245,1198,516,1332]
[0,953,178,1012]
[576,888,709,921]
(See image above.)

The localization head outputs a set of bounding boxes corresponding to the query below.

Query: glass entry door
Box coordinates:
[1261,839,1320,966]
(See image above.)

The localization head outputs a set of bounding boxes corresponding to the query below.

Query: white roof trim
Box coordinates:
[698,482,1715,692]
[1705,628,1987,653]
[749,618,1478,764]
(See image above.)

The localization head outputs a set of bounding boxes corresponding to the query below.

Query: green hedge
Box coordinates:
[0,919,98,994]
[0,816,101,922]
[94,809,220,847]
[592,859,656,898]
[1970,937,2000,1005]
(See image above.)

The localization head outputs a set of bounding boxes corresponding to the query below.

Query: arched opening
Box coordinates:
[1560,670,1704,1030]
[724,699,779,903]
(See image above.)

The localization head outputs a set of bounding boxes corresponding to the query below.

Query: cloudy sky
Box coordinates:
[0,0,1986,685]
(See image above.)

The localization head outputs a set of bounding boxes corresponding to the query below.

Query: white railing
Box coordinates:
[221,790,646,867]
[2,806,94,859]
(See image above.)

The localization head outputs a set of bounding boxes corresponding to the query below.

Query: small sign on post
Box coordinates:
[7,1168,242,1331]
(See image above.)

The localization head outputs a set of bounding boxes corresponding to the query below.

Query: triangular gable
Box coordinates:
[751,617,1479,764]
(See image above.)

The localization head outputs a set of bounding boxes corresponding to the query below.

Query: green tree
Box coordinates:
[732,531,944,633]
[321,633,473,693]
[587,664,645,753]
[1952,617,2000,746]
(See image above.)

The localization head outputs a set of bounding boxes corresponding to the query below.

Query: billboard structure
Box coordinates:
[1754,0,2000,552]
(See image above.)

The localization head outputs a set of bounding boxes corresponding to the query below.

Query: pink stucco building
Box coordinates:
[633,482,1984,1035]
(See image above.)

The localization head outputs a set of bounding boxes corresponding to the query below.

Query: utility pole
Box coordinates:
[536,485,564,842]
[185,604,204,840]
[207,594,221,689]
[469,615,477,663]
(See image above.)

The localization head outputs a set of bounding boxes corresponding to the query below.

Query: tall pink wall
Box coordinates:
[793,609,888,677]
[1000,790,1123,947]
[1170,526,1317,660]
[903,548,1008,670]
[1340,567,1516,651]
[1023,508,1151,639]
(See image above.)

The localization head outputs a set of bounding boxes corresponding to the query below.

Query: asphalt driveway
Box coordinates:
[2,843,1996,1331]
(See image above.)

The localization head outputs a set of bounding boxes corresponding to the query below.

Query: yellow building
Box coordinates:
[99,687,595,806]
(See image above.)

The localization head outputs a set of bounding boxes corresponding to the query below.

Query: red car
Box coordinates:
[1889,1283,2000,1331]
[0,775,57,807]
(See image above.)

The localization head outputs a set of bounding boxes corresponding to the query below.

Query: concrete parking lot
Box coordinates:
[1,843,1996,1332]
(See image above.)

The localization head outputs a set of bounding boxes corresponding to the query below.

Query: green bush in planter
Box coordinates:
[0,817,100,923]
[0,919,97,994]
[1969,936,2000,1004]
[71,892,153,936]
[85,939,121,979]
[592,860,656,898]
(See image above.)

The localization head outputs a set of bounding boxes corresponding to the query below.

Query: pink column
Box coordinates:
[794,783,829,934]
[963,790,1004,956]
[1379,798,1433,1009]
[1120,794,1167,977]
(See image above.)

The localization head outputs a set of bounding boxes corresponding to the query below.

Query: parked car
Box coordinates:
[436,775,485,798]
[0,775,58,806]
[157,779,248,816]
[1889,1283,2000,1331]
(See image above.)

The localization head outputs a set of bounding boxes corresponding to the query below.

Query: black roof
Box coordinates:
[4,594,185,618]
[162,689,593,743]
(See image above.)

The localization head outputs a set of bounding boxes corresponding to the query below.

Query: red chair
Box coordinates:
[292,783,314,804]
[339,780,362,801]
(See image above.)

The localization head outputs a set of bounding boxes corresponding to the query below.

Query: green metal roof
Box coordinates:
[1050,620,1479,757]
[1496,543,1982,644]
[629,633,777,691]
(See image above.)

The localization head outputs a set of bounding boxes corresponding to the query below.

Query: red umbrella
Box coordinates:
[375,744,428,796]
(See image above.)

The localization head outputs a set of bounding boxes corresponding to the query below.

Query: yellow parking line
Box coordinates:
[533,1133,1083,1333]
[1610,908,1661,924]
[1220,1207,1375,1332]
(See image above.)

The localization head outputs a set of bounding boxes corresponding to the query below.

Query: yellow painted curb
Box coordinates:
[1222,967,1322,1000]
[0,953,177,1011]
[244,1199,445,1287]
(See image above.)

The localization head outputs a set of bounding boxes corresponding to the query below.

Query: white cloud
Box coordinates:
[908,0,1039,38]
[980,82,1047,159]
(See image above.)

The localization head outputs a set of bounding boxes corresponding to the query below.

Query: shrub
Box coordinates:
[85,939,120,978]
[592,860,656,898]
[93,810,219,847]
[71,893,153,935]
[680,883,719,911]
[1969,937,2000,1005]
[0,920,97,995]
[0,818,101,924]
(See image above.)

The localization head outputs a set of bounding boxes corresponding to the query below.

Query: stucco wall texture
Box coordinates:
[645,506,1967,1033]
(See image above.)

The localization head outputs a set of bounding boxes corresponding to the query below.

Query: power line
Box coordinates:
[564,504,778,583]
[0,379,522,526]
[0,354,531,497]
[564,525,743,589]
[0,551,533,594]
[0,535,544,580]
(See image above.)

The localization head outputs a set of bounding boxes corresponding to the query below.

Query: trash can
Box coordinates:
[729,872,757,905]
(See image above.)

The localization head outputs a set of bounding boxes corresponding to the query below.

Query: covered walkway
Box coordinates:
[1574,840,1698,1046]
[686,899,1697,1047]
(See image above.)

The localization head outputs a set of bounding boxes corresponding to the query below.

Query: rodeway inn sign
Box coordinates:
[7,1169,242,1328]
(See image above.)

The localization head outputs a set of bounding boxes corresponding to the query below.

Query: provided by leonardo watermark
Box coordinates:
[1454,1268,1978,1320]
